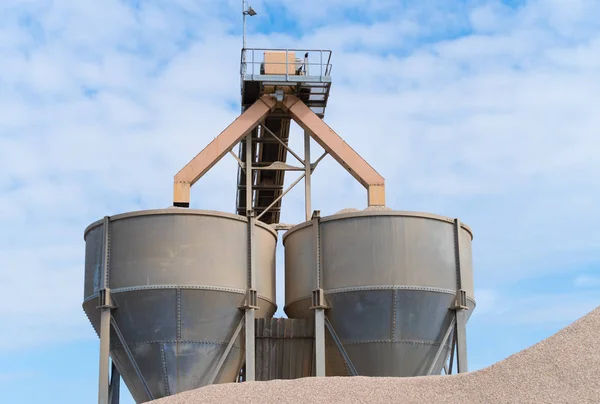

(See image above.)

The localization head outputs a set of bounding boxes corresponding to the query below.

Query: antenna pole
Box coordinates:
[242,0,247,49]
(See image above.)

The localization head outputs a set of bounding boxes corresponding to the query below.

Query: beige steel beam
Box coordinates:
[173,95,277,207]
[280,95,385,206]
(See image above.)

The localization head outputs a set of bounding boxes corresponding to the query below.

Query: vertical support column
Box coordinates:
[98,216,114,404]
[310,211,327,377]
[98,293,112,404]
[109,362,120,404]
[314,304,326,377]
[454,304,469,373]
[244,132,258,382]
[452,218,469,373]
[304,130,312,222]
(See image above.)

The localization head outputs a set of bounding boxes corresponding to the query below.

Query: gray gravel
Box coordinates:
[151,306,600,404]
[362,205,393,211]
[334,206,393,214]
[334,208,360,214]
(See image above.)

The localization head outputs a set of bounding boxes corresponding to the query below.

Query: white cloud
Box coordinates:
[470,287,600,330]
[0,371,36,383]
[1,0,600,360]
[469,288,500,315]
[574,275,600,288]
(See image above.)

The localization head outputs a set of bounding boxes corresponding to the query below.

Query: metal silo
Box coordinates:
[283,210,475,377]
[82,209,277,402]
[84,46,479,402]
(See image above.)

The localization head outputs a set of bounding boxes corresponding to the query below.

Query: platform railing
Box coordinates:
[240,48,333,80]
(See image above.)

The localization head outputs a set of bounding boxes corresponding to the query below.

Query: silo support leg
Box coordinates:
[244,309,256,381]
[314,308,326,377]
[98,219,114,404]
[109,363,120,404]
[310,211,327,377]
[452,218,469,374]
[443,363,449,375]
[448,325,456,374]
[455,309,469,373]
[98,306,111,404]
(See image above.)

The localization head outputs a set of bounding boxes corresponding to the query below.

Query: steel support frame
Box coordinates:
[172,94,385,209]
[169,92,387,381]
[324,316,358,376]
[309,211,328,376]
[255,173,306,221]
[304,130,312,221]
[96,216,154,404]
[97,216,113,404]
[173,95,277,207]
[242,132,258,382]
[426,317,456,376]
[280,95,385,207]
[108,363,120,404]
[449,218,469,374]
[98,289,113,404]
[261,122,304,165]
[236,123,323,224]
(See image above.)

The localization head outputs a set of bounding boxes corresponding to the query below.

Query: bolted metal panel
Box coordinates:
[342,343,450,377]
[111,290,178,344]
[284,223,317,306]
[179,290,247,343]
[84,294,275,403]
[457,228,474,300]
[285,291,474,377]
[82,209,277,402]
[84,209,277,301]
[255,318,315,381]
[283,211,475,378]
[110,342,167,400]
[283,211,474,306]
[162,341,244,392]
[84,225,104,299]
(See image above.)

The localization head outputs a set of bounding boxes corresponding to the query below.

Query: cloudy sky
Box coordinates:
[1,0,600,402]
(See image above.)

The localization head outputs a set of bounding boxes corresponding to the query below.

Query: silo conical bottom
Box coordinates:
[83,288,276,403]
[287,288,475,377]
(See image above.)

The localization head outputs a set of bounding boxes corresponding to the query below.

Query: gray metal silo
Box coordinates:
[82,209,277,403]
[283,210,475,377]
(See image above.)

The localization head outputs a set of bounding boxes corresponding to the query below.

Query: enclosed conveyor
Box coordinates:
[82,210,277,402]
[235,48,333,224]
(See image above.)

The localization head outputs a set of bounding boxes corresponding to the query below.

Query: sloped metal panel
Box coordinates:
[84,290,276,402]
[286,291,475,377]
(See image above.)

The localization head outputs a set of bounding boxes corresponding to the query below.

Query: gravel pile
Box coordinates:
[150,306,600,404]
[334,206,393,215]
[334,208,360,214]
[362,205,393,211]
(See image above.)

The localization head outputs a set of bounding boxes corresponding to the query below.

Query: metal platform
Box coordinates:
[236,48,333,224]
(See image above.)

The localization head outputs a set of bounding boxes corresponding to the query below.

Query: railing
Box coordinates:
[240,48,333,79]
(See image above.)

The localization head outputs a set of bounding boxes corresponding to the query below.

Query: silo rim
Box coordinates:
[282,210,473,243]
[84,208,278,240]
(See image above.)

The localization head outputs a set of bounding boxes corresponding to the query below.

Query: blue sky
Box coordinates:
[1,0,600,403]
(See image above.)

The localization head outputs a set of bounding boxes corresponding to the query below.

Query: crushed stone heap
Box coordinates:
[150,306,600,404]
